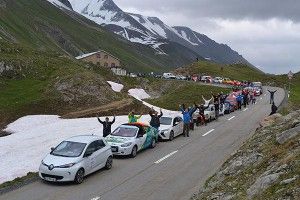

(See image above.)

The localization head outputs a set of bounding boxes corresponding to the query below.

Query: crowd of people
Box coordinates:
[97,87,278,138]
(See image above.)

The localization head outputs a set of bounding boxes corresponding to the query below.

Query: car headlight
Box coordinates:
[121,142,132,147]
[57,163,76,168]
[160,129,168,133]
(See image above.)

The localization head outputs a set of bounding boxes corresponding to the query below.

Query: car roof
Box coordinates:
[66,135,102,143]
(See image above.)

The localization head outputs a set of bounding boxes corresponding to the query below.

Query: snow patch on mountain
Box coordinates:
[47,0,72,10]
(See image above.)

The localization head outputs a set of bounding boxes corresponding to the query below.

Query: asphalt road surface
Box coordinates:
[0,87,285,200]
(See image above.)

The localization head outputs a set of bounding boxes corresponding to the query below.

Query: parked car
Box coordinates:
[224,100,235,114]
[253,87,263,96]
[219,103,226,116]
[213,77,223,84]
[39,135,113,184]
[129,73,138,78]
[201,76,212,83]
[175,75,187,80]
[226,94,239,110]
[158,116,183,141]
[163,73,176,79]
[105,123,158,158]
[204,104,216,122]
[251,82,262,88]
[223,78,234,85]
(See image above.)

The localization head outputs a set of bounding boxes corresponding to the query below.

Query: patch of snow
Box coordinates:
[107,81,123,92]
[0,87,182,184]
[47,0,72,11]
[128,88,150,100]
[75,51,98,60]
[205,57,212,60]
[180,30,198,46]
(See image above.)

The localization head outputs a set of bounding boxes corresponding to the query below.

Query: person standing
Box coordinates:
[149,108,163,129]
[268,90,277,104]
[179,104,195,137]
[212,92,220,119]
[97,115,116,137]
[128,111,142,123]
[202,95,214,106]
[270,102,278,115]
[236,94,243,110]
[197,104,209,126]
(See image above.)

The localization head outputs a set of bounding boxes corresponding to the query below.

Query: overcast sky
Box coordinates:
[115,0,300,74]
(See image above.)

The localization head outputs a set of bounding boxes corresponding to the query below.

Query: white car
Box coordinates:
[39,135,113,184]
[204,104,216,121]
[175,75,187,80]
[158,116,184,141]
[201,76,213,83]
[105,123,158,158]
[213,77,223,84]
[163,73,176,79]
[219,104,226,116]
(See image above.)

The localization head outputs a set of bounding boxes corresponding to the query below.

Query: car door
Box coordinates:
[84,141,98,174]
[172,117,180,136]
[136,127,147,151]
[93,140,108,170]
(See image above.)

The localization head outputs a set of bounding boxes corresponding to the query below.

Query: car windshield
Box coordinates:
[111,126,138,137]
[160,117,173,125]
[51,141,86,157]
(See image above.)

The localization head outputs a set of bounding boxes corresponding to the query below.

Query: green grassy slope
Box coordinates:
[0,40,123,128]
[0,0,198,72]
[174,61,266,81]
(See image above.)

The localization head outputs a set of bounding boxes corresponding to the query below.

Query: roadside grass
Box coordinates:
[0,172,38,192]
[147,83,231,110]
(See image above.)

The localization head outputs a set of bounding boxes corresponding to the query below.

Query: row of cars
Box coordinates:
[38,104,229,184]
[39,82,263,184]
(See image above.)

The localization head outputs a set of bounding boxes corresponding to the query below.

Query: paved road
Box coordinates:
[0,87,285,200]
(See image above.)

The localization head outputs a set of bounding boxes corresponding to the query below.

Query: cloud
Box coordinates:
[114,0,300,74]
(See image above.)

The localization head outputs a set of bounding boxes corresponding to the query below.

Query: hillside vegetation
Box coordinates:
[193,110,300,200]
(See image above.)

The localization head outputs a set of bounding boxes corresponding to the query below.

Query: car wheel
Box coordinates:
[150,138,156,148]
[74,168,85,184]
[169,131,174,141]
[209,117,212,122]
[130,146,137,158]
[105,156,113,170]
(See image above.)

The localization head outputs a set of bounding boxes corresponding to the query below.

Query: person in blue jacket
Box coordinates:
[179,104,196,137]
[236,94,243,110]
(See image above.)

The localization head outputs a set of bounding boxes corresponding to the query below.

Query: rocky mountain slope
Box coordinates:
[0,0,201,72]
[51,0,251,65]
[192,111,300,200]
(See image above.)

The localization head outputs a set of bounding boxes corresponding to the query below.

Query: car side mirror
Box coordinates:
[137,134,143,138]
[50,147,55,152]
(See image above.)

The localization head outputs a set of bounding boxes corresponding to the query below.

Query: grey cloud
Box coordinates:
[115,0,300,22]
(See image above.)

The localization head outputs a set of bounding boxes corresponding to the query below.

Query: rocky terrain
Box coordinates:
[192,111,300,200]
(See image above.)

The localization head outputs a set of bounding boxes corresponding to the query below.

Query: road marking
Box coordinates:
[228,116,236,121]
[91,197,100,200]
[243,108,248,111]
[154,150,178,164]
[202,129,215,137]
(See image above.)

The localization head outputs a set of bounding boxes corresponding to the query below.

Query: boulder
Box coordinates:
[276,126,300,144]
[247,173,281,198]
[260,113,282,127]
[280,176,298,185]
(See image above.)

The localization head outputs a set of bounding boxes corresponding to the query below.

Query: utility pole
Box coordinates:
[287,70,293,98]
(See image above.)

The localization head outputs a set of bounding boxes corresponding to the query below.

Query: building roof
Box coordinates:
[75,50,120,61]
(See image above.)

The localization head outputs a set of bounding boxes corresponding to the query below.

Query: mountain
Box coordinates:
[0,0,203,72]
[65,0,251,65]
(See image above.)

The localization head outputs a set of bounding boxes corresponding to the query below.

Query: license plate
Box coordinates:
[44,177,56,181]
[111,147,117,152]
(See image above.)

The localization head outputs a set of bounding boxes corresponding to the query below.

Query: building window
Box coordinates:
[104,62,108,67]
[96,53,101,58]
[104,55,108,59]
[111,63,115,67]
